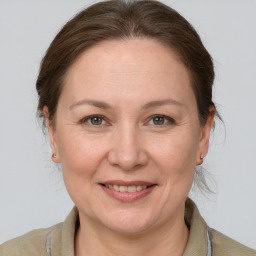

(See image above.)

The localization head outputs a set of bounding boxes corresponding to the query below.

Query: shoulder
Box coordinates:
[211,228,256,256]
[0,223,63,256]
[0,207,78,256]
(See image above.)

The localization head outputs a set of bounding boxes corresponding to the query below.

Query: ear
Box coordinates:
[196,106,216,165]
[43,106,60,163]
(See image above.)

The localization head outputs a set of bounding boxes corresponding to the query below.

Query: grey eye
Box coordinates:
[89,116,104,125]
[152,116,165,125]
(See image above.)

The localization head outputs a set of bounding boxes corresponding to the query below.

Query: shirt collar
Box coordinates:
[183,198,208,256]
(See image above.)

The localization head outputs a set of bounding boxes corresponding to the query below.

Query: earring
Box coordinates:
[52,153,57,158]
[198,155,204,165]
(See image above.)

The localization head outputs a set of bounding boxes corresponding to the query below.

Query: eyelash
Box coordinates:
[148,114,175,126]
[79,115,107,127]
[79,114,175,127]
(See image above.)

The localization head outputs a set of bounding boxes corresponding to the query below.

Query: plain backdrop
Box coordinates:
[0,0,255,250]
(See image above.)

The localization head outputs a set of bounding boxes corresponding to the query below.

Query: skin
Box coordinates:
[44,38,215,256]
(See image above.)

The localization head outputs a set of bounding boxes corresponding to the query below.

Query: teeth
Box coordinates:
[113,185,119,191]
[120,186,127,192]
[105,184,150,192]
[136,185,142,191]
[127,186,136,192]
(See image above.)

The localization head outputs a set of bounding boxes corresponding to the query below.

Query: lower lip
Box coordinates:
[100,185,156,203]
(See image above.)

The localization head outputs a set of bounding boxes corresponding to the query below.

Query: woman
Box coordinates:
[1,0,255,255]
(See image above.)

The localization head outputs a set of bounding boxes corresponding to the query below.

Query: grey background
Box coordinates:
[0,0,255,250]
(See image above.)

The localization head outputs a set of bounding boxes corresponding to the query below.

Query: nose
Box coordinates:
[107,125,148,171]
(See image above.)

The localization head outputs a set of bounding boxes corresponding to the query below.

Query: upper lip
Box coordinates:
[100,180,156,186]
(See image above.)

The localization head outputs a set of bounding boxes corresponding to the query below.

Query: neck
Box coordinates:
[75,209,189,256]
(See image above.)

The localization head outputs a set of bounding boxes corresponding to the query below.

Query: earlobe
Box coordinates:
[197,106,216,165]
[43,106,60,163]
[197,155,204,166]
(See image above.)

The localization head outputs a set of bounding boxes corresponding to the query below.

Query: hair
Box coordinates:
[36,0,221,192]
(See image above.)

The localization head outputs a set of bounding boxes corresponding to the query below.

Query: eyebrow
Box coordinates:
[141,99,184,110]
[69,99,111,110]
[69,98,183,111]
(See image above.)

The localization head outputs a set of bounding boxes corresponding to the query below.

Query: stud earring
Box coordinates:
[52,153,57,158]
[197,155,204,165]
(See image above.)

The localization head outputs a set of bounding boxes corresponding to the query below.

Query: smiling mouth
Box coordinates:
[101,184,154,193]
[99,182,157,202]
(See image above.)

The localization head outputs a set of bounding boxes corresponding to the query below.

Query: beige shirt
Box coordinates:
[1,199,255,256]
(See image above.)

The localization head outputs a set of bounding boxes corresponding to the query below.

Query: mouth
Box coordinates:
[99,181,157,202]
[100,184,154,192]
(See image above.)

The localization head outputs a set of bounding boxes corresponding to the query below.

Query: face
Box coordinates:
[45,38,214,234]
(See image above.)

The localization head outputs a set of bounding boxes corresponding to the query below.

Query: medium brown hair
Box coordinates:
[36,0,218,127]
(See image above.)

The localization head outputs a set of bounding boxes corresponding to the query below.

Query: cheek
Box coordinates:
[151,130,199,205]
[56,131,110,209]
[56,130,108,179]
[151,130,199,168]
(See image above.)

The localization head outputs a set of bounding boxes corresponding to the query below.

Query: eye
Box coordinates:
[148,115,175,126]
[89,116,104,125]
[152,116,165,125]
[79,115,106,126]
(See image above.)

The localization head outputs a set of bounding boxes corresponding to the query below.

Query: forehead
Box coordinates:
[63,38,195,106]
[67,38,185,76]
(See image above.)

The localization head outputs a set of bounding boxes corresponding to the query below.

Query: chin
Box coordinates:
[96,208,159,235]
